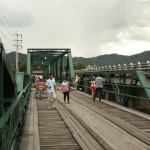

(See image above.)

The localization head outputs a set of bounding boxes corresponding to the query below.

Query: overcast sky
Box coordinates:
[0,0,150,57]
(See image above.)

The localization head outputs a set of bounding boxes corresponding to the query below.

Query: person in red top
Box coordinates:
[36,79,47,98]
[36,78,46,90]
[90,76,96,98]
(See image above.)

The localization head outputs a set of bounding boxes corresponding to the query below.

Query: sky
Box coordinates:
[0,0,150,57]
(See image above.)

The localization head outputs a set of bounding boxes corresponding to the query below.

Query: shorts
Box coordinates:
[90,86,95,91]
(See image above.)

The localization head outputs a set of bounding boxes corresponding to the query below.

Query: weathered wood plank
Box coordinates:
[57,91,150,149]
[56,100,104,150]
[36,97,81,149]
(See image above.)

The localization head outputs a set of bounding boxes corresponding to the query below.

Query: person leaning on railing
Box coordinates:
[93,74,104,102]
[90,76,96,98]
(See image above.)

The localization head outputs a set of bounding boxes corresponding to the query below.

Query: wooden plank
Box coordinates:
[68,91,150,145]
[57,91,150,149]
[77,90,150,120]
[33,95,40,150]
[56,101,104,150]
[56,105,90,150]
[36,97,81,149]
[20,91,40,150]
[56,92,113,150]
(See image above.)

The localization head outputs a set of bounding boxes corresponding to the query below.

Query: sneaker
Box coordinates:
[52,106,55,108]
[48,106,51,109]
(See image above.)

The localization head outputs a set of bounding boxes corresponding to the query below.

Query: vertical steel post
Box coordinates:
[56,59,60,81]
[60,57,64,82]
[67,49,75,84]
[0,42,3,117]
[27,52,31,74]
[66,55,69,79]
[49,65,51,74]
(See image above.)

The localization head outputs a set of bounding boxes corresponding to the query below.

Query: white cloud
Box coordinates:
[0,0,150,56]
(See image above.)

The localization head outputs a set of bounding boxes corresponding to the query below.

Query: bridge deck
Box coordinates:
[20,89,150,150]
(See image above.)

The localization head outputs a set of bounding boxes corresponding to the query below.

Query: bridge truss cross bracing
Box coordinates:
[27,48,74,83]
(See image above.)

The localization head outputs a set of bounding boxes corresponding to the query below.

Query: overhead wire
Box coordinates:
[0,1,17,51]
[0,7,16,34]
[0,28,13,44]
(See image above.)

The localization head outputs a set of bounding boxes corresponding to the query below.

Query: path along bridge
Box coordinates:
[0,39,150,150]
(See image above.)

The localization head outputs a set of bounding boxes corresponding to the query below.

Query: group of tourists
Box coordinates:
[90,75,104,102]
[35,72,104,110]
[45,73,70,109]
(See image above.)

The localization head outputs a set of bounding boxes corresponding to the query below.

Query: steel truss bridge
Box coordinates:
[75,65,150,107]
[0,38,150,149]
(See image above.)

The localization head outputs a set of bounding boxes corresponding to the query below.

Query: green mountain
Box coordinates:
[6,50,150,66]
[73,51,150,66]
[7,51,27,64]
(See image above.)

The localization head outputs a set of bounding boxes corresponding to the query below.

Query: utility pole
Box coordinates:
[13,32,22,72]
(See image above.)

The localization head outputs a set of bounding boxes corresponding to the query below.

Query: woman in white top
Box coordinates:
[62,78,70,103]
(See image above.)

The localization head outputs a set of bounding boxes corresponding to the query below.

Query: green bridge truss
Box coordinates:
[27,48,75,83]
[76,70,150,106]
[0,39,31,149]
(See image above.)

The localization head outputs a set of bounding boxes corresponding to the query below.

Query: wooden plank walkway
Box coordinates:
[37,99,81,150]
[19,90,40,150]
[20,88,150,150]
[71,91,150,135]
[56,91,150,150]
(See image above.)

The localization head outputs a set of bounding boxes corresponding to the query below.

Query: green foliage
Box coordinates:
[10,62,27,74]
[73,61,86,70]
[19,62,27,72]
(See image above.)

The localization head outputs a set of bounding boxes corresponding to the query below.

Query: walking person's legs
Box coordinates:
[98,88,102,102]
[51,91,56,107]
[93,88,98,101]
[63,92,67,102]
[66,92,69,103]
[48,92,53,109]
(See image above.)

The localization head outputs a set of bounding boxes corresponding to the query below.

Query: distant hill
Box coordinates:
[73,51,150,66]
[6,50,150,66]
[7,51,27,64]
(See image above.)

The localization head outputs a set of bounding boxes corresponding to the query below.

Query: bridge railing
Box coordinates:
[0,79,31,150]
[75,69,150,113]
[75,62,150,75]
[75,79,150,100]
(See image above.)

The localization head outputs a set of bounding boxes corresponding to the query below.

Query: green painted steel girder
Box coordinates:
[135,71,150,100]
[27,48,75,83]
[75,69,150,102]
[0,39,17,117]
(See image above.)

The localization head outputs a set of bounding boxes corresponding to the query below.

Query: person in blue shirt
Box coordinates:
[46,73,56,109]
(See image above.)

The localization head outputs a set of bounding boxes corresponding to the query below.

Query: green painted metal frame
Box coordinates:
[27,48,75,83]
[0,39,16,117]
[0,81,31,149]
[75,69,150,106]
[0,39,31,149]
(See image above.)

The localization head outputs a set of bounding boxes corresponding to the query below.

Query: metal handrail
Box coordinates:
[75,82,149,101]
[0,81,31,150]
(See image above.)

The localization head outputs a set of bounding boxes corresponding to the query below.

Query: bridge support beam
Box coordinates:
[0,43,3,117]
[27,53,31,75]
[60,57,65,81]
[67,49,74,84]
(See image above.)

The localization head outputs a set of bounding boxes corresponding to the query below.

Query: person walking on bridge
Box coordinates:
[93,74,104,102]
[46,73,57,109]
[90,76,96,98]
[62,78,70,103]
